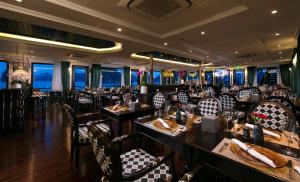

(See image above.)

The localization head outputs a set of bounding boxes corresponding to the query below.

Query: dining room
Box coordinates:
[1,0,300,181]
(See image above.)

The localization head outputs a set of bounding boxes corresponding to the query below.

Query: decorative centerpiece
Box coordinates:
[250,112,269,145]
[9,69,29,88]
[179,70,186,84]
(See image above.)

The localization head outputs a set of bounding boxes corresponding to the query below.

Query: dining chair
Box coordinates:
[264,96,295,111]
[218,93,237,111]
[236,89,253,97]
[221,87,230,94]
[249,101,296,130]
[197,97,222,116]
[230,85,240,92]
[177,91,189,104]
[63,104,112,175]
[153,92,166,110]
[258,85,267,93]
[178,165,203,182]
[87,122,177,182]
[205,87,215,96]
[248,87,261,95]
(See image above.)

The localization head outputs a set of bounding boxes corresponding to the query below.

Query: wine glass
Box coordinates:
[282,116,298,157]
[222,109,232,131]
[231,111,239,137]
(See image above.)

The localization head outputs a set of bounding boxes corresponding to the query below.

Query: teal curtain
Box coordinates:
[280,64,291,87]
[247,66,256,86]
[142,72,148,84]
[161,70,166,85]
[91,64,101,88]
[124,67,130,86]
[61,61,70,102]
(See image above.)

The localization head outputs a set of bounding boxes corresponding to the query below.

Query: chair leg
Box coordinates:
[75,146,80,175]
[70,140,74,162]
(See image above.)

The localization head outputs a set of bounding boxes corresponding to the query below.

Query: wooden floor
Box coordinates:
[0,107,186,182]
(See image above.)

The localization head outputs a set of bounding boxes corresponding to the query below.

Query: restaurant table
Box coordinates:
[79,90,102,111]
[101,104,154,136]
[134,116,300,182]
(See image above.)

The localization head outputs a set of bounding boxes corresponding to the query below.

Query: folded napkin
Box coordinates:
[158,118,170,129]
[294,166,300,174]
[245,123,280,138]
[231,139,277,168]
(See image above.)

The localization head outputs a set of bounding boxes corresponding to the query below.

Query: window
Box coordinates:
[205,71,213,86]
[0,61,8,89]
[257,67,277,85]
[147,71,161,85]
[131,70,139,86]
[32,63,54,91]
[174,72,180,84]
[215,69,230,87]
[187,72,199,81]
[72,66,88,90]
[233,69,245,86]
[101,67,122,88]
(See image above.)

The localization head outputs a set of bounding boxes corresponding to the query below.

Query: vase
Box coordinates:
[253,123,264,145]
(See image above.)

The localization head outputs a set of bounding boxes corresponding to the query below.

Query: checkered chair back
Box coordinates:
[153,92,166,109]
[197,97,222,116]
[206,87,215,96]
[221,87,230,93]
[237,89,253,97]
[250,101,295,130]
[218,94,237,111]
[271,89,289,98]
[230,85,240,91]
[264,96,295,111]
[178,91,189,104]
[249,87,261,95]
[259,85,267,93]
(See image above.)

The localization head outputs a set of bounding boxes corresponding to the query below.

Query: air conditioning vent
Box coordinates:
[119,0,191,20]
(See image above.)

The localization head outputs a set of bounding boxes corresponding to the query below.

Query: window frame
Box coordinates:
[31,62,54,91]
[0,60,9,89]
[72,65,89,90]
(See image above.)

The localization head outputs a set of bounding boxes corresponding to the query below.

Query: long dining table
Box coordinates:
[134,116,300,182]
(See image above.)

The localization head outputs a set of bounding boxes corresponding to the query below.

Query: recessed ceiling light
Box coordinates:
[280,57,283,59]
[201,31,205,35]
[117,28,122,32]
[277,44,281,47]
[275,33,280,36]
[278,51,282,54]
[189,50,193,53]
[271,10,278,14]
[164,42,168,46]
[234,51,239,54]
[206,55,209,58]
[30,50,34,54]
[16,0,22,2]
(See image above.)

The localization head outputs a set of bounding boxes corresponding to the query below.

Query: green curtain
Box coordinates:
[142,71,148,84]
[247,66,256,86]
[91,64,101,88]
[161,70,166,85]
[124,67,130,86]
[61,61,70,102]
[280,64,291,87]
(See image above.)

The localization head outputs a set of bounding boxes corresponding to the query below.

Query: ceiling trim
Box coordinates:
[0,1,213,63]
[160,5,248,38]
[45,0,161,38]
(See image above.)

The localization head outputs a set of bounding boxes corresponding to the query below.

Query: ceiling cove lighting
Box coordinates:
[117,28,122,32]
[0,32,122,53]
[16,0,22,2]
[131,53,199,67]
[234,51,239,54]
[163,42,168,46]
[271,10,278,14]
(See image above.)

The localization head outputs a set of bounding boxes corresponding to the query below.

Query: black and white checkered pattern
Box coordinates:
[121,149,171,182]
[231,85,240,91]
[221,87,230,93]
[237,89,253,97]
[153,93,166,109]
[198,98,221,116]
[249,87,260,95]
[266,97,293,110]
[75,122,110,144]
[218,94,236,110]
[253,103,289,130]
[259,86,267,93]
[178,92,189,104]
[206,87,215,96]
[271,89,288,98]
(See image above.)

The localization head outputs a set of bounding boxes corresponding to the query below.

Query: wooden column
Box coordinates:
[198,64,203,88]
[150,54,154,85]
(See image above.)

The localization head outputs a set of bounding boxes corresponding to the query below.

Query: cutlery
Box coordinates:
[287,160,293,180]
[218,142,229,153]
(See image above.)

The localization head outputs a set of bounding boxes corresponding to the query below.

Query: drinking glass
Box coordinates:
[282,116,298,157]
[222,109,232,131]
[231,111,239,136]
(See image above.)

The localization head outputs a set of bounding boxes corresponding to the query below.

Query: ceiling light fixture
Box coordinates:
[275,33,280,36]
[234,51,239,54]
[164,42,168,46]
[277,44,281,47]
[280,57,283,59]
[278,51,282,54]
[206,55,209,58]
[0,32,122,53]
[189,50,193,53]
[201,31,205,35]
[131,53,199,67]
[16,0,22,3]
[117,28,122,32]
[271,10,278,14]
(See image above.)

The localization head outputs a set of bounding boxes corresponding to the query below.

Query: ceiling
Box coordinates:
[0,0,299,70]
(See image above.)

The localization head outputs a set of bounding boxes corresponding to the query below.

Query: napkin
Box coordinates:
[294,166,300,174]
[158,118,170,129]
[245,123,280,138]
[231,139,276,168]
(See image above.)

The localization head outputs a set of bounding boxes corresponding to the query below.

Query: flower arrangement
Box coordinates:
[188,72,196,78]
[9,69,29,84]
[179,70,186,79]
[137,67,144,76]
[250,112,269,122]
[163,70,173,77]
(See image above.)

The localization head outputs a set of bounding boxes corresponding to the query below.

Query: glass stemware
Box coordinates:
[282,116,298,157]
[231,111,239,137]
[222,109,232,131]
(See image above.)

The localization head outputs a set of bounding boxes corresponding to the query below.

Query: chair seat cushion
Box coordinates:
[74,121,110,144]
[121,149,172,182]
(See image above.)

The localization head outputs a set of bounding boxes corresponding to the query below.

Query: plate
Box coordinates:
[230,143,287,168]
[152,119,179,133]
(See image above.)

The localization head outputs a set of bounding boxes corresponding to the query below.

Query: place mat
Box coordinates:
[143,119,186,137]
[229,124,300,149]
[105,104,150,113]
[213,138,300,182]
